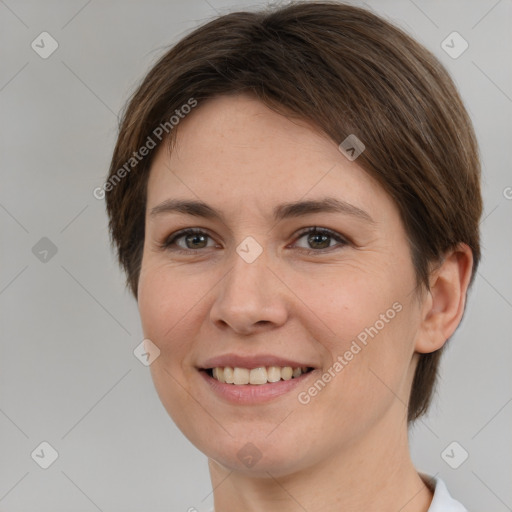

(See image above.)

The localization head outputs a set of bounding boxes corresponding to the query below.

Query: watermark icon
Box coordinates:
[503,186,512,200]
[31,441,59,469]
[441,441,469,469]
[237,442,262,468]
[236,236,263,263]
[338,134,365,161]
[93,98,198,200]
[32,237,58,263]
[298,301,403,404]
[31,32,59,59]
[134,338,161,366]
[441,31,469,59]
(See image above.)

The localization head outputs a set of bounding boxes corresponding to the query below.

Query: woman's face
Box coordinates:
[138,94,425,476]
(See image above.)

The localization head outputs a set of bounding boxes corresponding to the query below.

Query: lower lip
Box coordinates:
[198,369,316,404]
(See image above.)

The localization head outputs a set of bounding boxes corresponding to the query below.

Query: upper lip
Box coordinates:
[198,353,316,370]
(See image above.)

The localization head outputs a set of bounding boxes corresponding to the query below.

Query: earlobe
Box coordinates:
[415,243,474,354]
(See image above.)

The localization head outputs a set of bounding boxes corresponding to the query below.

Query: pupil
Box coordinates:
[187,233,207,249]
[309,232,329,249]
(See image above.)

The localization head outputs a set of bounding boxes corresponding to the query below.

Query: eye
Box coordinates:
[292,226,348,254]
[160,226,349,255]
[161,228,217,253]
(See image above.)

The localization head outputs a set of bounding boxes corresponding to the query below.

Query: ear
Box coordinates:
[415,243,474,354]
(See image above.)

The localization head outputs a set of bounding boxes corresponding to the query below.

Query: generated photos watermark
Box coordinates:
[93,97,198,200]
[297,301,403,404]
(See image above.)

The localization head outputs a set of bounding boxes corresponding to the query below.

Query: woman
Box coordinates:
[104,2,481,510]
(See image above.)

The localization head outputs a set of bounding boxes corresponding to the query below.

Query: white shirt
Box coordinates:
[206,474,468,512]
[420,474,468,512]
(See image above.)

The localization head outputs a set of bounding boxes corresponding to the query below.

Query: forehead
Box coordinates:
[146,94,392,222]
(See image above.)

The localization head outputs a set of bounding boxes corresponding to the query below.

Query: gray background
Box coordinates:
[1,0,511,510]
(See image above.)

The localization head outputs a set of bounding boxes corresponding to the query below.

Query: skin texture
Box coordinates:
[137,94,473,512]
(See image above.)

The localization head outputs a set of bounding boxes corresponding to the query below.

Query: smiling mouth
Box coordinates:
[203,366,315,385]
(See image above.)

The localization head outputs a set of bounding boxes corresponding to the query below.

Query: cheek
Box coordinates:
[294,264,417,414]
[285,263,405,350]
[138,261,205,348]
[137,263,208,434]
[138,272,169,346]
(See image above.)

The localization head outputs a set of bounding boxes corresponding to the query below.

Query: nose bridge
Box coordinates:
[210,239,287,332]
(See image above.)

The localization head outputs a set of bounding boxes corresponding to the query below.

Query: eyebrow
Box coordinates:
[150,196,375,224]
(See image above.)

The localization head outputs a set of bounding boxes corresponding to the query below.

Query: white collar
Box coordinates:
[420,473,468,511]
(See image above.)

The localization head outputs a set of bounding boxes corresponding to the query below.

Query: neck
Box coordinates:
[207,407,433,512]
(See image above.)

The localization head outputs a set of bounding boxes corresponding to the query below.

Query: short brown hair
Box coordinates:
[105,1,482,423]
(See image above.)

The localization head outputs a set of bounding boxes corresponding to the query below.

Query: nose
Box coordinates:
[209,248,289,335]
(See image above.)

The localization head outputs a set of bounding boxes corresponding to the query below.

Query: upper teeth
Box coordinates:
[211,366,309,385]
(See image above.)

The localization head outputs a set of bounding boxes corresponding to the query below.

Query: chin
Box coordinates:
[209,447,307,478]
[193,424,322,478]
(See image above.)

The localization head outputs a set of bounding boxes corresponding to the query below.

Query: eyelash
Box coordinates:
[160,226,349,256]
